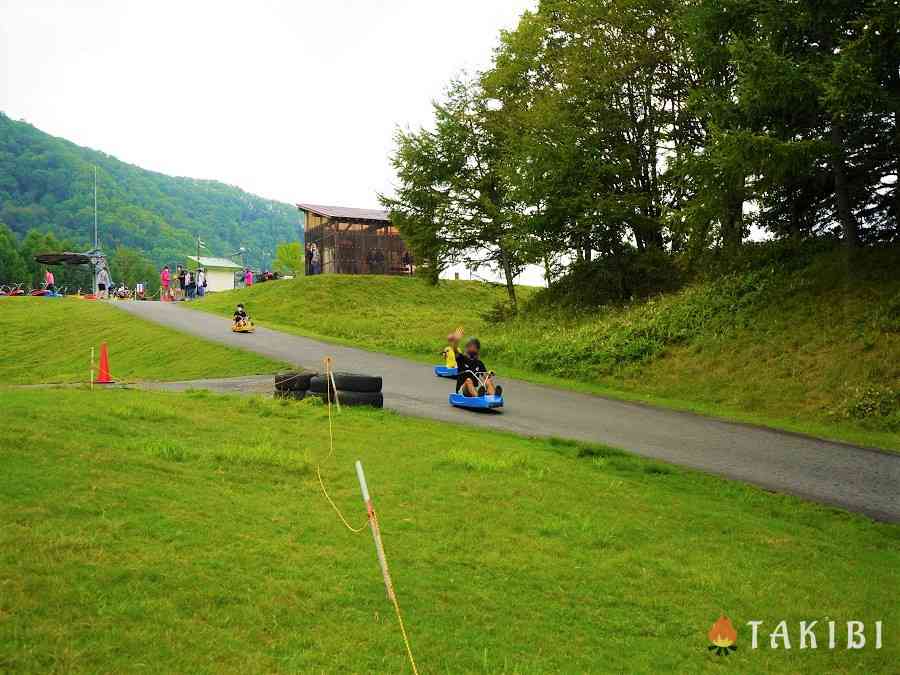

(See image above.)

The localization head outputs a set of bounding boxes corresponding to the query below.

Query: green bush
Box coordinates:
[528,247,684,310]
[842,385,900,429]
[494,267,777,379]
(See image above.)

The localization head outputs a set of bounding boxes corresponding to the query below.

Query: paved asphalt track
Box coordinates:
[116,301,900,522]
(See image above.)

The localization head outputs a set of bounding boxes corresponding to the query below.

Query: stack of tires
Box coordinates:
[309,372,383,408]
[274,371,315,401]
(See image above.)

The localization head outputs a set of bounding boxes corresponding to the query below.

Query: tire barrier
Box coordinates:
[309,372,382,395]
[318,390,383,408]
[274,371,315,392]
[274,370,383,408]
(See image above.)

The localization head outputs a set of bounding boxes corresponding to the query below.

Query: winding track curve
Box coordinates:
[115,301,900,522]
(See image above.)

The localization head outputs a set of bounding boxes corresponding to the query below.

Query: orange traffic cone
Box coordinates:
[96,342,115,384]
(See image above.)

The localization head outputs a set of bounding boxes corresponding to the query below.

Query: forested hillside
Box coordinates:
[0,112,299,269]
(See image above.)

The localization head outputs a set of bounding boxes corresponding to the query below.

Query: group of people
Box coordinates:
[160,265,207,301]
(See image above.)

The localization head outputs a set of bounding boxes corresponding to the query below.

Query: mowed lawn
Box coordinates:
[1,298,287,384]
[191,274,523,359]
[0,388,896,673]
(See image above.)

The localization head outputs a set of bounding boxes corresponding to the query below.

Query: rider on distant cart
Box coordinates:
[233,303,250,328]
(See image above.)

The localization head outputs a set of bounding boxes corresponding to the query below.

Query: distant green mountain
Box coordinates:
[0,112,299,268]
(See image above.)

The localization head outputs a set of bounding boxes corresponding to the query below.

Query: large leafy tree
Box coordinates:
[272,242,304,276]
[380,127,456,285]
[485,0,694,262]
[385,78,534,310]
[690,0,897,247]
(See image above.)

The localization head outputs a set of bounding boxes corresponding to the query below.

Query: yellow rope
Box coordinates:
[316,357,368,532]
[315,356,420,673]
[383,533,420,675]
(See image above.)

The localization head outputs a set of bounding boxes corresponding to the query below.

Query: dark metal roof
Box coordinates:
[34,251,93,265]
[297,202,391,223]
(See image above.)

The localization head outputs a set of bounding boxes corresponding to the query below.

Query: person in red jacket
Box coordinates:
[160,265,171,300]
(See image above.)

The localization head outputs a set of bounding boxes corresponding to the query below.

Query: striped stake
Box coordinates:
[356,460,394,600]
[355,460,419,674]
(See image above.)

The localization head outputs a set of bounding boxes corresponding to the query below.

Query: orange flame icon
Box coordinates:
[708,615,738,655]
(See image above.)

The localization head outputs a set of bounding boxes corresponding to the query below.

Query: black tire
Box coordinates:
[309,372,382,394]
[308,375,331,394]
[275,389,307,401]
[274,371,315,392]
[318,390,383,408]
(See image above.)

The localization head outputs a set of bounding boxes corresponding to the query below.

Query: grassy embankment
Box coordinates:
[1,298,287,384]
[192,246,900,450]
[0,387,897,673]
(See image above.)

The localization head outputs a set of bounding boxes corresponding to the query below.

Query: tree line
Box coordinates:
[382,0,899,310]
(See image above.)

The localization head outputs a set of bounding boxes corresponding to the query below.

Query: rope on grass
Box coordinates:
[314,356,420,674]
[315,356,367,533]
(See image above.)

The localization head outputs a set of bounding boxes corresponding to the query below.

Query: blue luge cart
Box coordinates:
[434,366,458,378]
[449,393,504,410]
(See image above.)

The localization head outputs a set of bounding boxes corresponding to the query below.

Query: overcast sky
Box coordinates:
[1,0,534,209]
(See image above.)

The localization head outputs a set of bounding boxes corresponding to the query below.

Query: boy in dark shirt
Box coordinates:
[233,303,249,327]
[455,337,502,397]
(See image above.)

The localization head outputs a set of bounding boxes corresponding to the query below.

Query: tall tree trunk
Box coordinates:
[722,184,744,252]
[894,107,900,230]
[829,121,859,248]
[499,249,518,313]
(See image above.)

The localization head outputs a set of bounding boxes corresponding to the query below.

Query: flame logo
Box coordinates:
[707,615,738,656]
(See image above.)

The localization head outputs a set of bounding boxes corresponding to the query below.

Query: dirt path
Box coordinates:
[115,301,900,522]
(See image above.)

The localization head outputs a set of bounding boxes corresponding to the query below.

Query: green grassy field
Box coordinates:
[191,247,900,450]
[1,298,287,384]
[1,387,896,673]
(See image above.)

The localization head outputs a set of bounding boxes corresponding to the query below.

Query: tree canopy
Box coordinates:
[384,0,899,306]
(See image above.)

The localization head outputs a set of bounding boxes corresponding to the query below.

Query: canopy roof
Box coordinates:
[297,202,390,223]
[34,250,105,266]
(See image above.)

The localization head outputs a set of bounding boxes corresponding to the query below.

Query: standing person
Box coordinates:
[244,267,253,287]
[305,244,313,275]
[176,265,186,300]
[185,270,195,300]
[311,243,320,275]
[160,265,171,300]
[44,268,55,291]
[196,268,206,297]
[96,266,111,299]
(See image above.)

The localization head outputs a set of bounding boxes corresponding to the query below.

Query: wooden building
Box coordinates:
[298,203,412,275]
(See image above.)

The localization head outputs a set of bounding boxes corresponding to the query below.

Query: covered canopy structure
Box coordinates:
[298,203,412,275]
[34,248,110,294]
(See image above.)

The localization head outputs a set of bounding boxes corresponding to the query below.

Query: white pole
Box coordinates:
[90,347,94,391]
[93,166,98,249]
[355,460,395,601]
